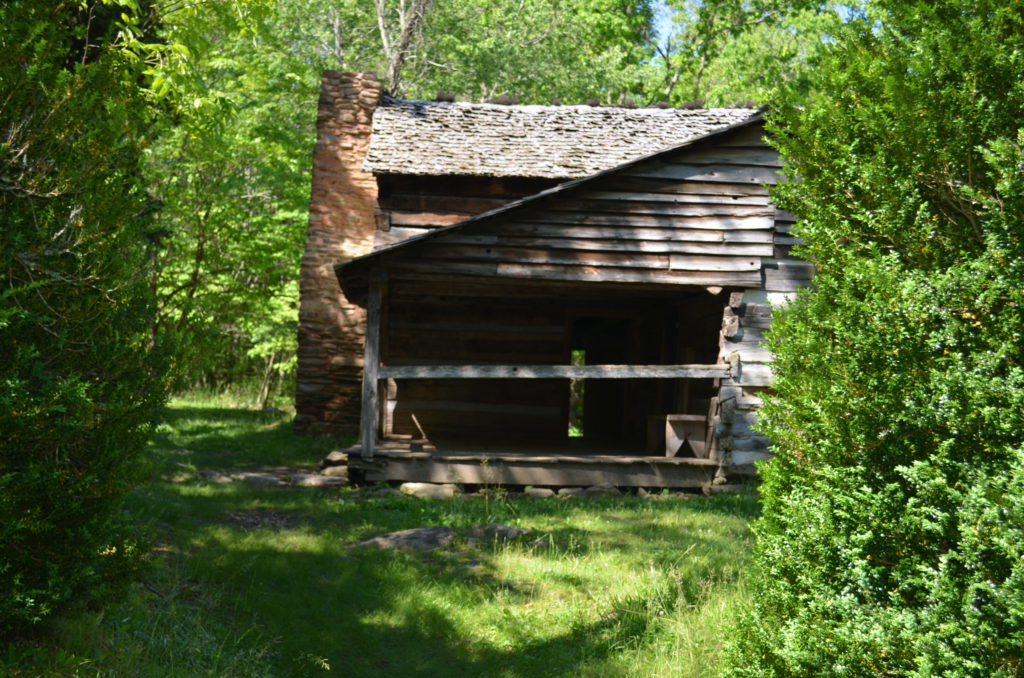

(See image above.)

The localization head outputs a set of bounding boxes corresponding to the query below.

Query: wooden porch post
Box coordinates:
[360,271,384,460]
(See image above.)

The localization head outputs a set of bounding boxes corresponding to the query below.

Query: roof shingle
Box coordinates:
[363,96,759,179]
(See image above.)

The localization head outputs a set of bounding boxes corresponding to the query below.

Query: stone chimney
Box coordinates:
[295,71,381,435]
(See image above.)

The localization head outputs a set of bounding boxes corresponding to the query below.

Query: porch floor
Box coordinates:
[345,439,736,488]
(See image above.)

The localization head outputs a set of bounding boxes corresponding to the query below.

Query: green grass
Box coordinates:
[6,395,758,677]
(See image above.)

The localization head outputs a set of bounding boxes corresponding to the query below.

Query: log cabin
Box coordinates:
[299,71,810,488]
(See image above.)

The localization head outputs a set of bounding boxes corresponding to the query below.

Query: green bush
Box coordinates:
[0,2,168,633]
[730,1,1024,675]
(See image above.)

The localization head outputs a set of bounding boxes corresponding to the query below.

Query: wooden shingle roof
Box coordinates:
[363,96,759,179]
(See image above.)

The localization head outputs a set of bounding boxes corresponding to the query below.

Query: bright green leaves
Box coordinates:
[733,1,1024,675]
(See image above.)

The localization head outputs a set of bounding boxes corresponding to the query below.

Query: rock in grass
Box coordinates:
[469,524,530,540]
[235,473,285,487]
[320,465,349,478]
[199,469,233,484]
[320,449,349,467]
[524,487,556,498]
[557,487,585,498]
[584,484,622,498]
[290,473,345,487]
[399,482,461,499]
[359,526,456,552]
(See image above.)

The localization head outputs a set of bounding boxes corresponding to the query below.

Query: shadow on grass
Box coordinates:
[151,405,352,470]
[135,483,757,678]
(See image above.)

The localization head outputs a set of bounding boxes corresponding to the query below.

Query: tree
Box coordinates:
[650,0,838,106]
[731,1,1024,674]
[0,0,170,631]
[146,3,310,398]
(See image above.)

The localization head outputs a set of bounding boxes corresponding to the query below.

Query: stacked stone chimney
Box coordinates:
[295,72,381,435]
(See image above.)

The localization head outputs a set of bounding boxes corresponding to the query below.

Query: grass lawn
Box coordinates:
[10,395,758,677]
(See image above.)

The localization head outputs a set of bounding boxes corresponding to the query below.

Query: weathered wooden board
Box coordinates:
[491,262,761,287]
[667,145,782,167]
[623,163,780,185]
[669,255,760,272]
[441,234,775,257]
[348,454,720,487]
[507,212,775,231]
[577,190,772,206]
[478,223,774,243]
[549,199,773,218]
[360,276,383,459]
[375,226,434,248]
[763,259,815,292]
[380,364,730,380]
[388,211,466,227]
[731,363,774,387]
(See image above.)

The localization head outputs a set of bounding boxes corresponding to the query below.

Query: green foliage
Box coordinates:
[650,0,842,106]
[731,1,1024,674]
[0,1,168,633]
[416,0,655,104]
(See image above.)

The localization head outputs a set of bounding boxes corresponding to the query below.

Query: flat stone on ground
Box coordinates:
[399,482,461,499]
[557,487,585,498]
[584,484,622,498]
[359,526,456,552]
[469,524,530,540]
[235,472,285,487]
[199,469,233,484]
[524,487,556,498]
[321,449,349,466]
[320,465,349,478]
[290,473,345,487]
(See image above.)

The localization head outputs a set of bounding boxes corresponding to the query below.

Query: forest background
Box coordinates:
[144,0,844,403]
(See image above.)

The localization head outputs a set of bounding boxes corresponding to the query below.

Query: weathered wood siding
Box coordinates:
[373,175,558,249]
[373,122,806,293]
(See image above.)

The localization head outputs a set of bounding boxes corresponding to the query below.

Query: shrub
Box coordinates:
[730,1,1024,675]
[0,2,168,633]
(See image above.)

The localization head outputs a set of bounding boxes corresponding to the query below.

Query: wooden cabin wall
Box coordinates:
[382,124,790,290]
[373,175,559,250]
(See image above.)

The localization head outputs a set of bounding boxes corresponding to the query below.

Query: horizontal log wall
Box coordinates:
[376,121,810,293]
[373,175,559,249]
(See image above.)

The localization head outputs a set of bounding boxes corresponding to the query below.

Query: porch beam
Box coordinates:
[379,364,729,380]
[360,272,384,460]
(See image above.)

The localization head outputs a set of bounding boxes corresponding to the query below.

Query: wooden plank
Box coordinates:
[595,176,771,197]
[717,125,768,147]
[375,226,434,249]
[416,244,672,270]
[578,190,772,206]
[508,212,774,230]
[349,455,719,488]
[360,274,384,460]
[549,199,773,218]
[669,254,760,272]
[739,302,773,329]
[763,259,815,292]
[381,193,509,214]
[668,146,781,167]
[731,362,774,387]
[388,211,466,227]
[380,363,729,380]
[485,223,772,242]
[493,262,761,287]
[442,234,775,257]
[623,163,780,185]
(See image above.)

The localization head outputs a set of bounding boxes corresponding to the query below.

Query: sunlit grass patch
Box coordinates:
[8,395,758,678]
